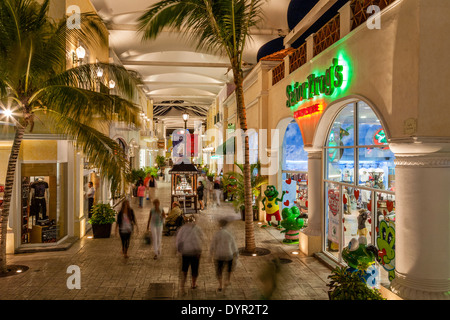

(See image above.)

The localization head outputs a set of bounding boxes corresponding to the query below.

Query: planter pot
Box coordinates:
[92,224,112,238]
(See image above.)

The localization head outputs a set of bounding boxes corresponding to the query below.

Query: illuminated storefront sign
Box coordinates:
[293,103,323,119]
[286,58,344,108]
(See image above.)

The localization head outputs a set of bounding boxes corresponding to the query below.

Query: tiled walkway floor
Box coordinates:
[0,181,331,300]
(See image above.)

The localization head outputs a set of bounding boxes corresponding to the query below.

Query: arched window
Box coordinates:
[323,101,396,286]
[281,121,308,212]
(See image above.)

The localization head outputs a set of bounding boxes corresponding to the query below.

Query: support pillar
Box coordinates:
[389,141,450,300]
[298,148,322,256]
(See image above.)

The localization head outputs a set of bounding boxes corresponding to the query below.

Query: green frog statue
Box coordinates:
[261,185,285,229]
[341,237,380,288]
[280,206,307,244]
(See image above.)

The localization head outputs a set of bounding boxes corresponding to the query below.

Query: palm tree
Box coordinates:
[0,0,143,272]
[226,161,268,214]
[138,0,265,254]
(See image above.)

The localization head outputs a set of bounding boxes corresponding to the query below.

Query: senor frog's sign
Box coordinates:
[286,58,344,108]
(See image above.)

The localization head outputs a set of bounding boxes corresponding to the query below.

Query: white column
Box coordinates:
[389,141,450,300]
[338,1,352,39]
[306,34,315,61]
[298,147,322,256]
[303,148,322,237]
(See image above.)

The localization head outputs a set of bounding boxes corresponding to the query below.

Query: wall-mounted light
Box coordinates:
[96,67,103,78]
[109,80,115,89]
[72,45,86,64]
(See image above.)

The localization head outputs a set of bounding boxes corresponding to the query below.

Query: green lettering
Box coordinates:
[334,61,344,88]
[286,85,292,108]
[308,74,315,99]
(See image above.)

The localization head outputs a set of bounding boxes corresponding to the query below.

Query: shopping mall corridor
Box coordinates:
[0,181,330,300]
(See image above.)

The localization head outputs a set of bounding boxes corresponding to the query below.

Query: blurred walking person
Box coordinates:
[115,200,138,259]
[147,198,166,259]
[137,183,146,208]
[213,178,221,207]
[210,219,238,293]
[197,181,205,211]
[176,216,204,294]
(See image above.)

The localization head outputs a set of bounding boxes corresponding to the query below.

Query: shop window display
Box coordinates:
[281,121,308,215]
[323,101,396,286]
[21,163,67,244]
[325,182,340,259]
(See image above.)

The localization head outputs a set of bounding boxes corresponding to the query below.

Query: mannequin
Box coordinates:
[357,209,369,239]
[29,177,49,221]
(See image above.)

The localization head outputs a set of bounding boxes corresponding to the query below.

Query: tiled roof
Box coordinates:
[259,47,297,61]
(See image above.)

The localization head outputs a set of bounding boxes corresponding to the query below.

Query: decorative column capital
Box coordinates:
[304,146,322,159]
[394,154,450,168]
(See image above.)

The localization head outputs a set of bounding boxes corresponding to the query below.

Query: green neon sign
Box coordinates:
[286,58,344,108]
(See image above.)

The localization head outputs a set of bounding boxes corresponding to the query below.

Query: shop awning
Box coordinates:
[169,161,198,174]
[214,137,235,156]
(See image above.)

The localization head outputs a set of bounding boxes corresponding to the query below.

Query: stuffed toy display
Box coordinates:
[261,185,285,228]
[342,237,379,288]
[280,206,307,243]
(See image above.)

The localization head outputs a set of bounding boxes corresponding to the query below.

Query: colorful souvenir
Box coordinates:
[280,206,307,244]
[262,185,285,228]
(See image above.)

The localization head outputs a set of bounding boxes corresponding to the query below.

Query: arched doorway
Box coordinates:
[322,100,396,287]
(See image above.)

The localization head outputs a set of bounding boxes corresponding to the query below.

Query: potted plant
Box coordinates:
[327,266,385,300]
[155,155,166,180]
[89,203,117,238]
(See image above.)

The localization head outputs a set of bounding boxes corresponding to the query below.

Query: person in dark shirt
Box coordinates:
[197,181,204,210]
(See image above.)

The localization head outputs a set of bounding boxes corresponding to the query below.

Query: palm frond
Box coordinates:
[43,110,130,192]
[30,85,141,128]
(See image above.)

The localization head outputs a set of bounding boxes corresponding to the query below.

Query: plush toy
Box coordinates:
[342,237,379,287]
[280,206,307,243]
[261,185,285,228]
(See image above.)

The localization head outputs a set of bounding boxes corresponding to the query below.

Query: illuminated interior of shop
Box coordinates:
[324,101,396,288]
[281,121,308,216]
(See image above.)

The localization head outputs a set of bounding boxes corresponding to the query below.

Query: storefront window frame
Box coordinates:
[16,137,71,248]
[322,101,395,265]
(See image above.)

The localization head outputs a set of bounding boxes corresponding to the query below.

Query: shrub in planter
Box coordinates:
[89,203,116,238]
[327,266,385,300]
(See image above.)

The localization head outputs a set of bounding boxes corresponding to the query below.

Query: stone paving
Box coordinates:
[0,181,331,300]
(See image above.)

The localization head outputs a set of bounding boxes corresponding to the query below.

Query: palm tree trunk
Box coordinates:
[233,67,255,254]
[0,126,25,273]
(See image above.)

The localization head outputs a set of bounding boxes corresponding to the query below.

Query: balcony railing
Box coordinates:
[272,61,285,86]
[351,0,398,30]
[289,42,307,74]
[313,13,340,57]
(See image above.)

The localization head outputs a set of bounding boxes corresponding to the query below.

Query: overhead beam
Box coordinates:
[122,60,231,68]
[144,81,225,86]
[109,23,288,36]
[153,102,212,107]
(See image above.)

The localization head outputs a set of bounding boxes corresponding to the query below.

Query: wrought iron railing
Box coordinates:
[272,61,285,86]
[313,13,340,57]
[351,0,398,30]
[289,42,307,74]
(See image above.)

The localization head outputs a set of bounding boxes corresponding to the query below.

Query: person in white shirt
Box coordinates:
[210,219,238,292]
[176,217,205,294]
